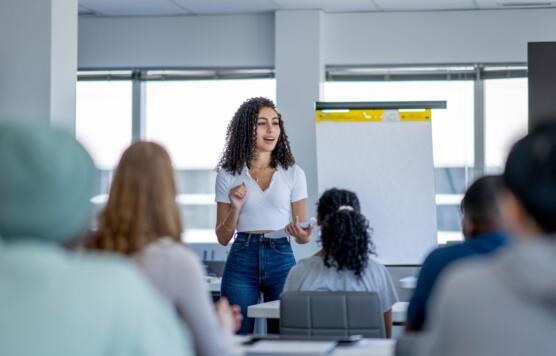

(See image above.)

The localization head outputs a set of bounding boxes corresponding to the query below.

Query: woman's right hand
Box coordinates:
[228,182,248,211]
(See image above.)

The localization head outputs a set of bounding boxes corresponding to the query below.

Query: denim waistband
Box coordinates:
[235,232,290,244]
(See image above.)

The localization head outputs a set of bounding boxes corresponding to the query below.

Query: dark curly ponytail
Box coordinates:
[317,188,376,277]
[217,97,295,175]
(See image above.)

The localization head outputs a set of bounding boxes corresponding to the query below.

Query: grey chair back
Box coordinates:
[395,333,428,356]
[280,291,385,338]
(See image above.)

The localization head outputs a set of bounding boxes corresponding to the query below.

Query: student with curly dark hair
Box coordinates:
[215,97,312,334]
[283,188,398,337]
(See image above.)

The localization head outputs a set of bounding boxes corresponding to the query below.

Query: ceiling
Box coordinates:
[78,0,556,16]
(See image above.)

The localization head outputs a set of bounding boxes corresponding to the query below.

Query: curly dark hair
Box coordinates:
[317,188,376,278]
[217,97,295,175]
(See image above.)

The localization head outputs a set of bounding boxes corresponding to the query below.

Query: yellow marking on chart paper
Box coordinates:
[316,109,432,123]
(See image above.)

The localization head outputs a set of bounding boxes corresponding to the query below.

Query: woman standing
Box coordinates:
[215,97,311,334]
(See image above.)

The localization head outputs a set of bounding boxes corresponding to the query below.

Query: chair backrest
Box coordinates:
[280,291,385,338]
[395,333,428,356]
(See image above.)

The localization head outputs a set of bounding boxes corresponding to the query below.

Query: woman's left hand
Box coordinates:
[285,216,312,244]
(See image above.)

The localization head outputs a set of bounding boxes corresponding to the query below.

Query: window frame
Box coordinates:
[324,63,527,243]
[77,64,527,243]
[77,69,276,242]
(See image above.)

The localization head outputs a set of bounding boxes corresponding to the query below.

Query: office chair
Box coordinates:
[280,291,385,338]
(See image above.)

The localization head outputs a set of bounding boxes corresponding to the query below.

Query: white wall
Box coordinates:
[50,0,79,132]
[78,14,274,69]
[79,9,556,69]
[275,10,324,258]
[0,0,77,132]
[325,9,556,65]
[0,0,51,125]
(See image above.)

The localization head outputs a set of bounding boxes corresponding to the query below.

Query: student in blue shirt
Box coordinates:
[405,175,509,331]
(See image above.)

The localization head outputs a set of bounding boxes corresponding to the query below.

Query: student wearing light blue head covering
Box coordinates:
[0,123,193,356]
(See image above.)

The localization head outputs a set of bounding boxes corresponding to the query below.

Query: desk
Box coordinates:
[248,301,408,325]
[230,336,395,356]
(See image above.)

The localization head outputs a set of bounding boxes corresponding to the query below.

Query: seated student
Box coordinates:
[0,123,192,356]
[283,188,399,337]
[405,175,509,331]
[422,124,556,356]
[87,141,240,356]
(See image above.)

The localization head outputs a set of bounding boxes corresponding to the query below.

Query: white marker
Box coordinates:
[298,217,317,229]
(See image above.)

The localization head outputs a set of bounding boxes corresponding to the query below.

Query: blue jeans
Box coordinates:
[221,233,296,335]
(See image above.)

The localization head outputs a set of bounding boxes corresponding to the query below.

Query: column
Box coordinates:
[0,0,78,133]
[275,10,324,258]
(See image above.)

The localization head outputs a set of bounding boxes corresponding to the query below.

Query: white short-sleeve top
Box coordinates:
[215,164,307,232]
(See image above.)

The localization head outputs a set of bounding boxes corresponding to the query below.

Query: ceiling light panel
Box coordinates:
[475,0,555,8]
[273,0,378,12]
[172,0,278,14]
[373,0,476,11]
[79,0,190,16]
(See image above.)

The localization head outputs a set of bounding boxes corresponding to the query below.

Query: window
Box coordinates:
[76,81,132,171]
[76,66,527,247]
[145,78,276,242]
[76,80,133,223]
[324,80,475,244]
[485,78,528,173]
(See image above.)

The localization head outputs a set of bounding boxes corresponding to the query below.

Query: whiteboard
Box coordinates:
[316,119,437,264]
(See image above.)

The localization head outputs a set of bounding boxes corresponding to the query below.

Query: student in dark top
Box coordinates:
[405,175,509,331]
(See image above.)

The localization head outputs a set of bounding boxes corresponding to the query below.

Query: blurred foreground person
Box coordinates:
[422,124,556,356]
[0,123,193,356]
